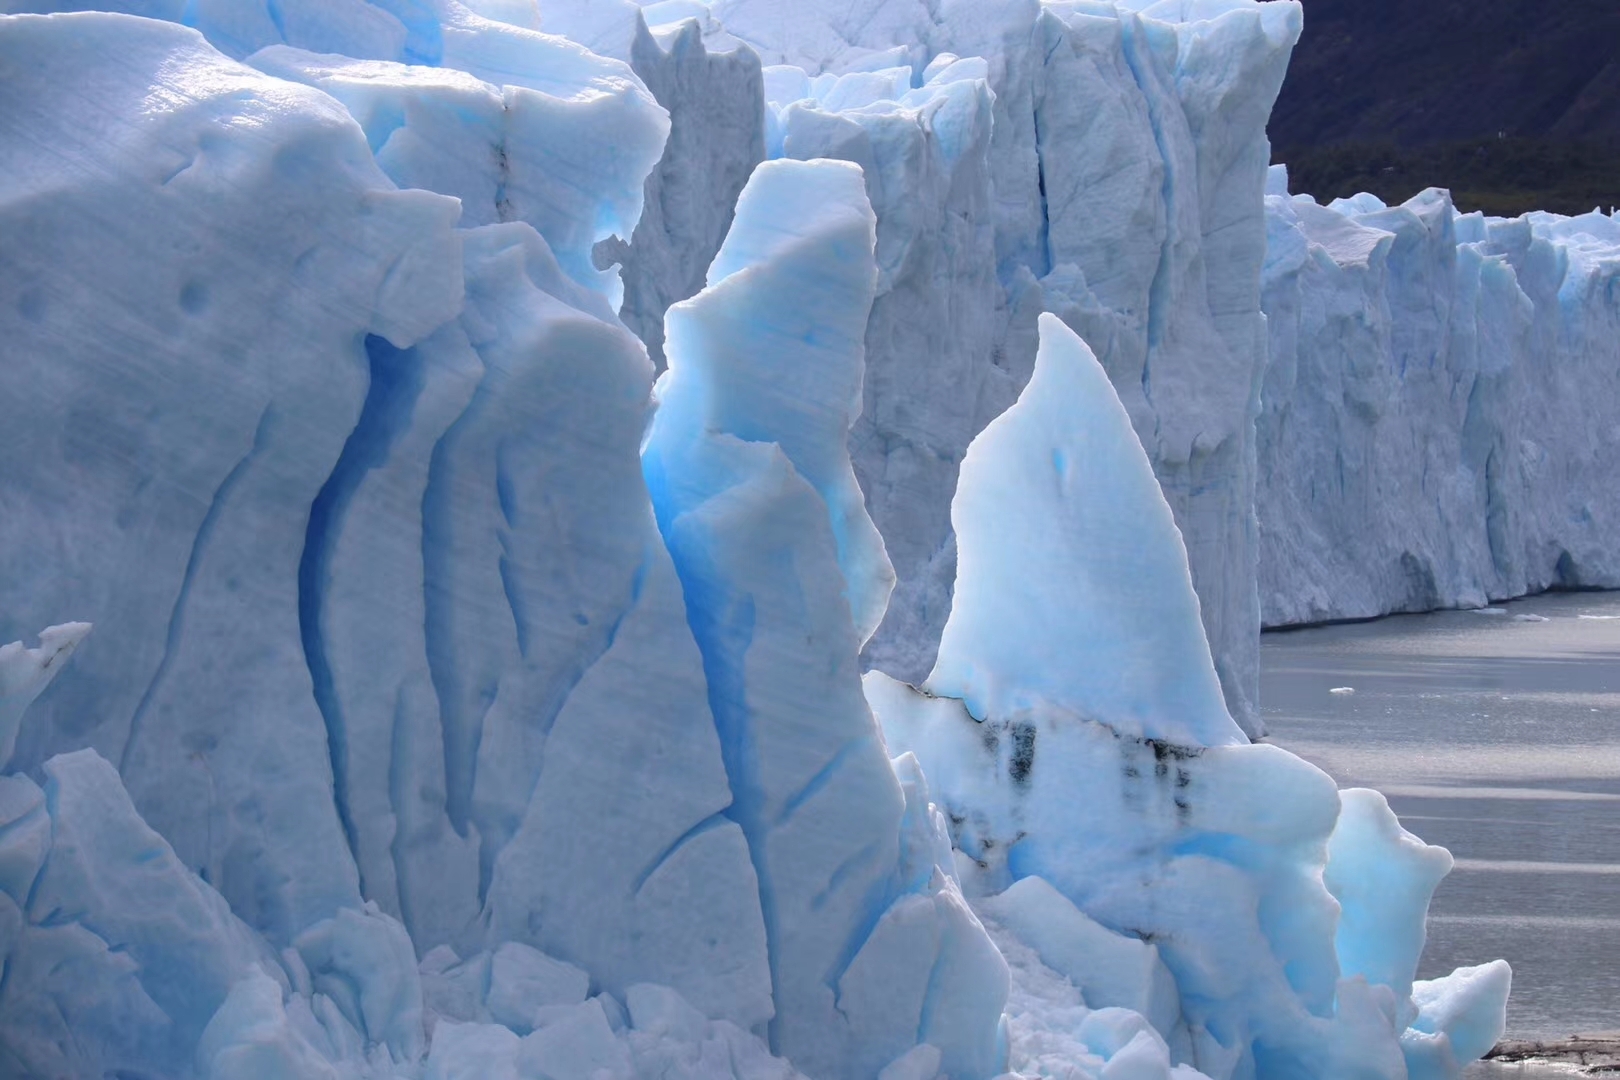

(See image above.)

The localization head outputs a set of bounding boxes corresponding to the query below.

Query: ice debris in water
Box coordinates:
[0,3,1512,1080]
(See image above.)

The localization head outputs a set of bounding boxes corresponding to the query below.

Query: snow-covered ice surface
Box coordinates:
[0,2,1532,1079]
[1259,167,1620,626]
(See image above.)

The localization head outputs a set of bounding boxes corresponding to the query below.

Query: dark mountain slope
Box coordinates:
[1270,0,1620,215]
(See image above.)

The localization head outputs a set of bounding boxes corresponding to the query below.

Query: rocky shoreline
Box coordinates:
[1487,1035,1620,1074]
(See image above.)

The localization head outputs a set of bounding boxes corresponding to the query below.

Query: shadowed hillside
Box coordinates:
[1271,0,1620,214]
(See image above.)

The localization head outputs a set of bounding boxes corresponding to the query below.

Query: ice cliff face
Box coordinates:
[0,2,1527,1080]
[479,0,1301,735]
[626,0,1304,738]
[1,10,1010,1076]
[1259,168,1620,625]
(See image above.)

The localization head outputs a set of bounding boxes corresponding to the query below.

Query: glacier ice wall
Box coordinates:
[1,0,768,1017]
[1258,170,1620,625]
[0,11,1009,1076]
[730,0,1302,738]
[0,3,1534,1080]
[572,0,1302,735]
[644,157,1003,1080]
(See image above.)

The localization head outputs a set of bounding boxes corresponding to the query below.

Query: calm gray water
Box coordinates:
[1260,590,1620,1066]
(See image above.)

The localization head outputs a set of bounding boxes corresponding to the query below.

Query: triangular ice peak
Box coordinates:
[928,313,1244,748]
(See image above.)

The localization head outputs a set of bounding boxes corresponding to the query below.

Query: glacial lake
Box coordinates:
[1260,589,1620,1075]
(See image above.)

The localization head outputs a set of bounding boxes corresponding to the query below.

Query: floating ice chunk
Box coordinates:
[1511,613,1549,622]
[928,313,1243,748]
[1400,962,1512,1080]
[1329,687,1356,695]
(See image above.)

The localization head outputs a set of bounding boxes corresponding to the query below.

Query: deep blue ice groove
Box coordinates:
[775,736,873,829]
[496,538,530,660]
[820,839,900,995]
[299,334,428,892]
[387,684,417,941]
[658,521,782,1046]
[121,406,275,776]
[1031,83,1054,282]
[632,811,730,895]
[396,9,446,68]
[420,388,479,838]
[1116,15,1180,392]
[494,444,519,527]
[264,0,287,43]
[470,547,653,905]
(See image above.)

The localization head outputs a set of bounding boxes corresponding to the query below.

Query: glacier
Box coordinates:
[1258,167,1620,626]
[0,1,1556,1079]
[726,0,1302,738]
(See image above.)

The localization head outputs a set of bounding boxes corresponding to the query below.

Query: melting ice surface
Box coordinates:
[0,2,1532,1080]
